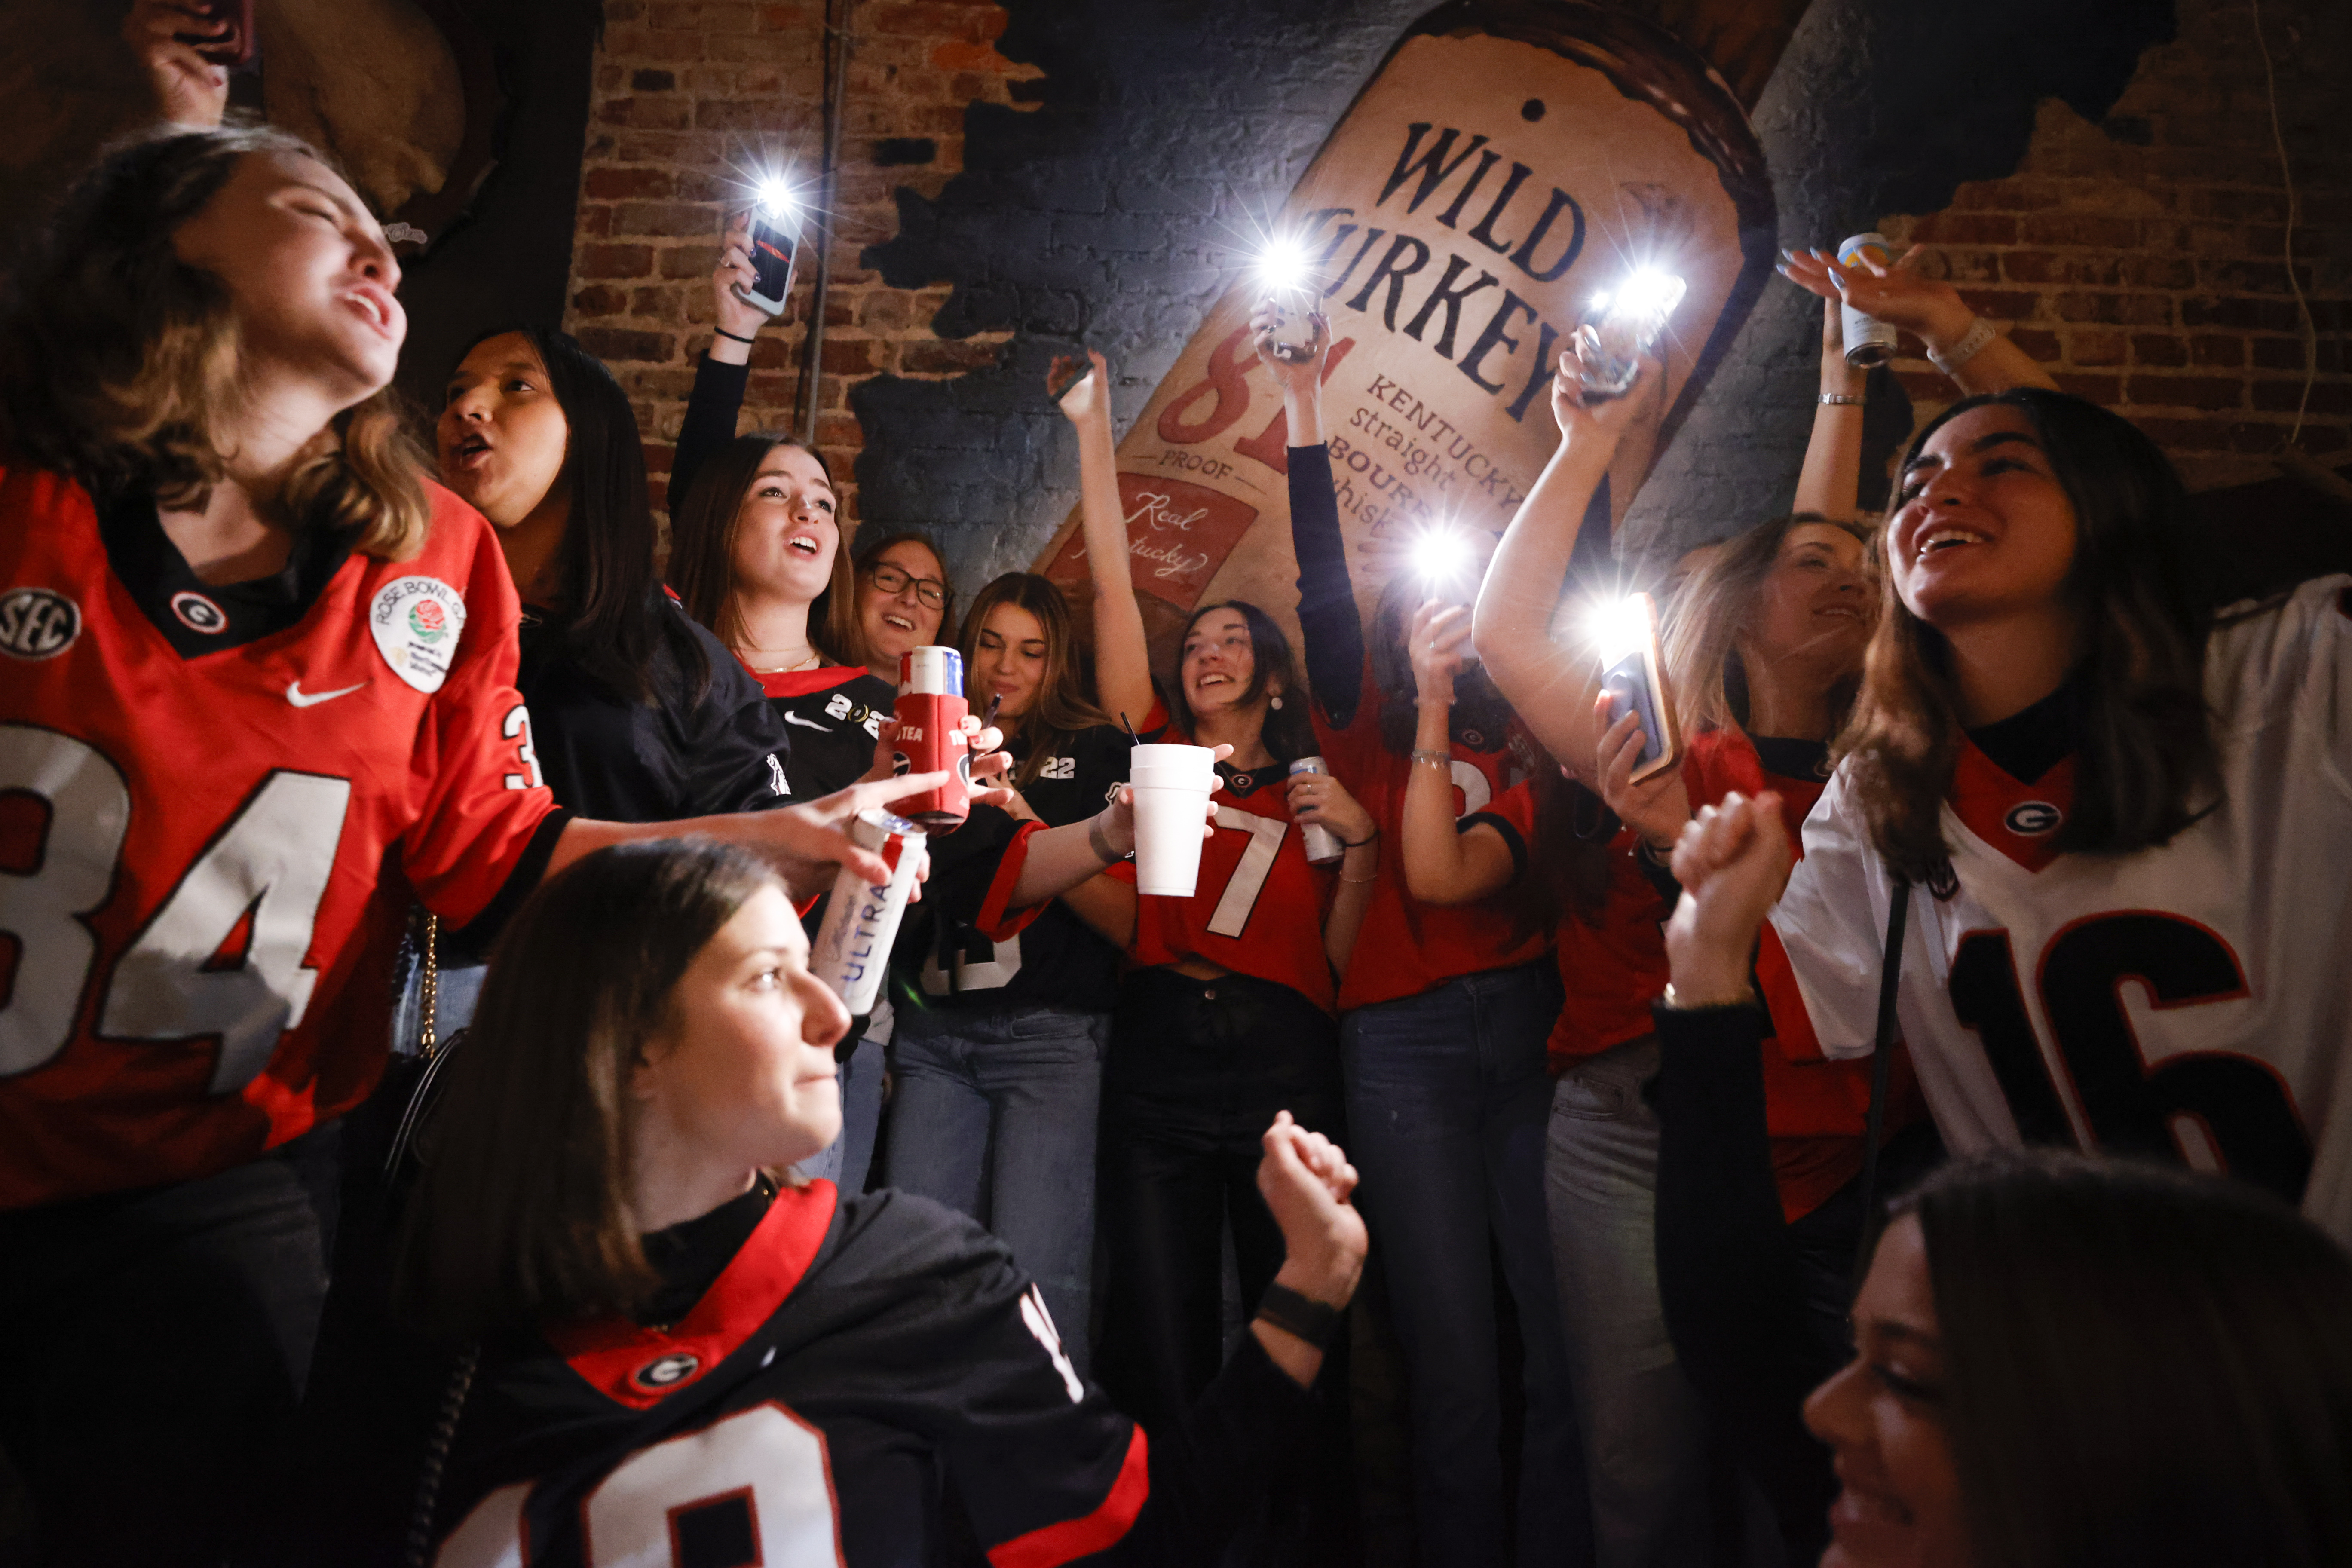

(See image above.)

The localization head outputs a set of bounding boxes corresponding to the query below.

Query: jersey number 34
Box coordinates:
[2,726,349,1093]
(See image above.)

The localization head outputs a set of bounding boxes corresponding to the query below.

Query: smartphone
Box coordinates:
[735,208,797,317]
[1047,355,1092,403]
[1598,592,1680,783]
[186,0,257,68]
[1264,296,1317,364]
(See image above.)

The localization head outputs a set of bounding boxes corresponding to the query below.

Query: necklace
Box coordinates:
[739,643,820,674]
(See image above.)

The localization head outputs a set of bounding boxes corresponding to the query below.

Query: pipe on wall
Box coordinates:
[796,0,853,447]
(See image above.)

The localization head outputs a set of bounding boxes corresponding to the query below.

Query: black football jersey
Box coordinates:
[369,1184,1318,1567]
[754,666,897,801]
[898,724,1131,1016]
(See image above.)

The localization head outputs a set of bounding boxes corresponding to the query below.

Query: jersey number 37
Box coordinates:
[2,726,349,1093]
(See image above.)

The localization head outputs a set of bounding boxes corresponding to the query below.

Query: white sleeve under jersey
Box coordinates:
[1764,575,2352,1246]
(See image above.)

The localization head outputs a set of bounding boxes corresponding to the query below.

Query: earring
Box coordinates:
[1269,694,1284,710]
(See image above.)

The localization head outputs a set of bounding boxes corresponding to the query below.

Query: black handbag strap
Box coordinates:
[1851,876,1911,1293]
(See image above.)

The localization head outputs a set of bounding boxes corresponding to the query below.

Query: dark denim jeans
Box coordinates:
[1344,962,1592,1568]
[886,1003,1109,1373]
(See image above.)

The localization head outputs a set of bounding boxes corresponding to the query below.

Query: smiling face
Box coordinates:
[1804,1215,1972,1568]
[629,883,849,1178]
[170,148,404,408]
[1180,605,1272,722]
[729,444,840,608]
[1742,521,1875,676]
[857,539,946,668]
[973,600,1049,722]
[1888,404,2080,633]
[437,333,570,528]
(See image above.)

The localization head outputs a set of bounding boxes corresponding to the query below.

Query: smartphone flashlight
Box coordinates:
[1588,591,1680,782]
[1574,269,1687,401]
[1410,525,1482,666]
[736,178,801,318]
[1255,236,1320,364]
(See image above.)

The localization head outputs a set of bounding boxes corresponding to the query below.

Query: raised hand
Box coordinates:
[1662,791,1793,1005]
[123,0,229,127]
[1286,766,1375,848]
[1408,600,1476,708]
[1051,349,1110,427]
[1779,244,1975,353]
[1256,1110,1366,1308]
[1550,339,1660,445]
[710,211,774,349]
[1248,294,1330,396]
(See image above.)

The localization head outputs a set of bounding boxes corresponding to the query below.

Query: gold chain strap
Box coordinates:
[418,913,440,1061]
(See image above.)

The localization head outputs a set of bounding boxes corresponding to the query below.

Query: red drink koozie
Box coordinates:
[893,645,971,829]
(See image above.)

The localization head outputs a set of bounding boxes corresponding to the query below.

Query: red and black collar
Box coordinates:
[96,489,358,658]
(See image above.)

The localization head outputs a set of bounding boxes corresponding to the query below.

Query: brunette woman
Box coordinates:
[1246,303,1579,1567]
[287,838,1369,1566]
[1659,794,2352,1568]
[0,126,952,1567]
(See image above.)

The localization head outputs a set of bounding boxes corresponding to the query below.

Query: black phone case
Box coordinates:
[747,213,796,305]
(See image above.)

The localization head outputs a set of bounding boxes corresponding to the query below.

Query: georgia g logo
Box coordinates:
[0,587,80,658]
[630,1352,701,1392]
[2004,801,2064,836]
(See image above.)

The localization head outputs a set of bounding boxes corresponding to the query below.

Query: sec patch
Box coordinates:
[0,586,80,659]
[369,576,466,693]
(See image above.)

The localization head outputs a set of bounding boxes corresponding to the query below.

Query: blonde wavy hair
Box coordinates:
[0,125,428,558]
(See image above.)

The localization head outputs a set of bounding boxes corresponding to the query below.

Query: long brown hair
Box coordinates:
[960,572,1110,788]
[1890,1152,2352,1568]
[1167,599,1316,763]
[1661,512,1874,739]
[0,125,429,558]
[1837,389,2218,886]
[851,529,958,663]
[667,433,858,662]
[392,839,778,1339]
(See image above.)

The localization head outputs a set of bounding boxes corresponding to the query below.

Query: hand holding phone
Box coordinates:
[1590,591,1679,784]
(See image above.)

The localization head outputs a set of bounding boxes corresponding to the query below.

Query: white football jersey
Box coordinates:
[1763,576,2352,1245]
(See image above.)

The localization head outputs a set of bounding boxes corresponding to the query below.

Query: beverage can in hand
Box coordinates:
[810,810,927,1015]
[893,645,972,830]
[1287,756,1345,865]
[1836,233,1901,368]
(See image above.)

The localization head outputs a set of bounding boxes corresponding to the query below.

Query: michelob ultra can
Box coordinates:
[810,810,927,1014]
[893,645,972,829]
[1836,233,1901,368]
[1287,756,1346,865]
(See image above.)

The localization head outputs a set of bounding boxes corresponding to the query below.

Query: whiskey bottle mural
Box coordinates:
[1037,0,1790,665]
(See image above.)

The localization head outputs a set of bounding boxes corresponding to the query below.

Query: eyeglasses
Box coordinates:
[866,562,946,610]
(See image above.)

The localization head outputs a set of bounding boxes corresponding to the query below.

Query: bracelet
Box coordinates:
[1410,749,1450,768]
[713,326,756,345]
[1660,981,1761,1012]
[1254,1281,1343,1348]
[1087,811,1125,864]
[1335,828,1379,849]
[1818,392,1865,406]
[1339,870,1379,884]
[1926,317,1997,378]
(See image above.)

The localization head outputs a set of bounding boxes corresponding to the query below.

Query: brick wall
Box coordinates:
[564,0,1041,524]
[1877,0,2349,492]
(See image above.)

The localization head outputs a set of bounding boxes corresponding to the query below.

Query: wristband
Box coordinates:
[1087,810,1125,864]
[713,326,756,345]
[1255,1282,1343,1348]
[1660,981,1761,1012]
[1818,392,1864,406]
[1410,749,1450,768]
[1335,828,1379,849]
[1926,317,1997,378]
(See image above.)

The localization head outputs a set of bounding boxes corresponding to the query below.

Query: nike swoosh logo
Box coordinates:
[782,711,831,731]
[286,680,368,708]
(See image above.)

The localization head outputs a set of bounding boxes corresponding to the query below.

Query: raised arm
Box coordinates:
[1781,245,2058,399]
[669,211,770,517]
[1056,353,1158,729]
[1793,296,1869,520]
[1470,347,1654,785]
[1249,300,1364,725]
[1398,603,1517,904]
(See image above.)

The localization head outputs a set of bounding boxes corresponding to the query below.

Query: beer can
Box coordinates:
[1836,233,1901,369]
[1287,756,1346,866]
[810,809,927,1015]
[893,645,972,830]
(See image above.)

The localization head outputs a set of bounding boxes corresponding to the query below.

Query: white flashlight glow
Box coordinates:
[1589,269,1687,328]
[1586,592,1655,667]
[1255,236,1313,297]
[755,176,799,222]
[1411,526,1477,590]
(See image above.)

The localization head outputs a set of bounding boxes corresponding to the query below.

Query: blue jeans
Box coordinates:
[887,1003,1108,1373]
[1343,962,1590,1568]
[1548,1035,1712,1568]
[798,1000,890,1196]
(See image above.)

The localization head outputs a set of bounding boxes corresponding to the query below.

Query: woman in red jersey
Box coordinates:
[0,126,951,1568]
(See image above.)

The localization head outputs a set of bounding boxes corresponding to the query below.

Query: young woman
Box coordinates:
[1247,303,1579,1567]
[287,837,1368,1566]
[0,126,956,1568]
[436,325,790,824]
[1761,386,2352,1246]
[849,527,957,683]
[1657,792,2352,1568]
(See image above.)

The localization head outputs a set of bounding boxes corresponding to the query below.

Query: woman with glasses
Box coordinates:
[847,532,957,686]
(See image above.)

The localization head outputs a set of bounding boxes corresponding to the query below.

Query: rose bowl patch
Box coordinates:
[369,576,466,693]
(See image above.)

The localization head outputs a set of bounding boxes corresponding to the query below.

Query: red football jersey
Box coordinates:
[0,468,562,1206]
[1315,668,1548,1011]
[1547,826,1672,1068]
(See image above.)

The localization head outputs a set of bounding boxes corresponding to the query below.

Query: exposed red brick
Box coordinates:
[2055,371,2123,403]
[2067,329,2128,366]
[2132,334,2190,366]
[582,167,674,201]
[577,243,655,280]
[578,327,677,362]
[2125,373,2247,410]
[1910,211,2018,245]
